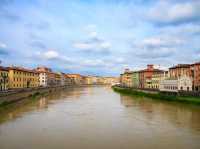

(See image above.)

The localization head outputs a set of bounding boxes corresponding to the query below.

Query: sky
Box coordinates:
[0,0,200,76]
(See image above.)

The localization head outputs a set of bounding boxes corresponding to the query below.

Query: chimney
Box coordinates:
[124,68,130,73]
[147,64,154,70]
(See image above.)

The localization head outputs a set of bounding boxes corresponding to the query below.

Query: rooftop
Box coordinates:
[0,66,9,71]
[8,66,39,73]
[169,64,190,69]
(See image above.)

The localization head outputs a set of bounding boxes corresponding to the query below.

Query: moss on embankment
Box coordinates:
[112,86,200,105]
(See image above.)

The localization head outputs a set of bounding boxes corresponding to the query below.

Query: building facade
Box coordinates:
[139,65,164,89]
[0,66,9,91]
[58,73,65,86]
[103,77,119,85]
[35,67,52,87]
[47,72,57,87]
[8,67,39,89]
[159,79,178,92]
[83,76,94,85]
[66,74,83,85]
[64,74,74,85]
[120,69,133,87]
[159,76,193,92]
[169,64,191,78]
[191,62,200,91]
[150,71,168,89]
[55,73,61,86]
[132,71,139,88]
[178,76,193,91]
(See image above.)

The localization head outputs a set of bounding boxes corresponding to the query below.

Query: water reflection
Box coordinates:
[120,94,200,132]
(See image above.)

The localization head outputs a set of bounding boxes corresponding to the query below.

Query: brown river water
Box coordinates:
[0,86,200,149]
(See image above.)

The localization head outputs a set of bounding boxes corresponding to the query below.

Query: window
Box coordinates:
[180,86,183,90]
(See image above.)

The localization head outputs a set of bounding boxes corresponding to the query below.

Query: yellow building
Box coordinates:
[8,67,39,89]
[66,74,83,85]
[120,69,133,87]
[150,71,168,89]
[55,73,61,86]
[0,66,9,91]
[83,76,93,85]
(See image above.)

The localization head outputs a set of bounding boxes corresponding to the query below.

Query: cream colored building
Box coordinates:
[35,67,52,87]
[150,71,168,89]
[159,76,193,92]
[178,76,193,91]
[159,79,178,92]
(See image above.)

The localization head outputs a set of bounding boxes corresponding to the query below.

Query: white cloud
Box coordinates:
[141,36,184,48]
[73,29,111,53]
[81,59,106,67]
[73,42,93,50]
[73,24,112,54]
[35,50,75,64]
[148,1,200,24]
[89,31,98,38]
[43,50,59,60]
[0,42,7,49]
[99,41,111,49]
[159,24,200,35]
[73,40,111,52]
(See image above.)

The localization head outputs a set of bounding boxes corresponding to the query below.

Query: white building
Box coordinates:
[159,79,178,92]
[159,76,193,92]
[178,76,193,91]
[58,72,65,86]
[38,72,48,87]
[35,67,52,87]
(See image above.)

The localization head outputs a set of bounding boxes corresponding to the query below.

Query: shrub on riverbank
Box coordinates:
[112,86,200,105]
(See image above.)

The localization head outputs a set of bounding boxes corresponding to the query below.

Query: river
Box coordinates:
[0,86,200,149]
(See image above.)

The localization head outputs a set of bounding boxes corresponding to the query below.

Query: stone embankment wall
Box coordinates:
[178,91,200,97]
[0,85,75,106]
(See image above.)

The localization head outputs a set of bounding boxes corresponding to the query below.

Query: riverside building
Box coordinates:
[0,66,9,91]
[120,69,133,87]
[138,65,164,89]
[8,67,39,89]
[35,67,52,87]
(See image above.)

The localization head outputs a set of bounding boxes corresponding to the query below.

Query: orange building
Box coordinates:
[64,74,74,85]
[169,64,191,78]
[66,74,84,85]
[191,62,200,91]
[138,65,164,89]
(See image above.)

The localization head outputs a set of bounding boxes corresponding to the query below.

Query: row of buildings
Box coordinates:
[120,62,200,93]
[0,66,119,91]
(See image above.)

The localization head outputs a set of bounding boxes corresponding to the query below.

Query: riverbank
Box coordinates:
[112,86,200,105]
[0,85,77,107]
